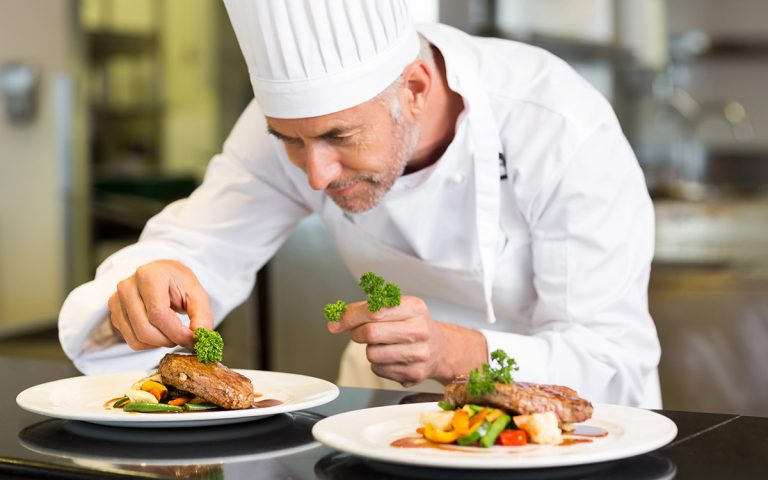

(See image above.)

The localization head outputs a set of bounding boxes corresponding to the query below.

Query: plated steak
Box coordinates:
[158,353,254,409]
[444,376,593,424]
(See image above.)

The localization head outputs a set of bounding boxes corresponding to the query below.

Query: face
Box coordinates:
[266,96,420,213]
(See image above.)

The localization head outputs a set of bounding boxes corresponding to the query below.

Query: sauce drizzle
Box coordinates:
[568,425,609,438]
[253,398,283,408]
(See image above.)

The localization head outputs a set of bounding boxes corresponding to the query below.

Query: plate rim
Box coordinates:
[16,369,340,428]
[311,402,678,470]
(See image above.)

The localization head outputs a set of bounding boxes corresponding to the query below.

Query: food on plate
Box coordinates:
[106,330,282,413]
[411,349,594,448]
[324,271,401,322]
[444,377,594,426]
[158,353,254,409]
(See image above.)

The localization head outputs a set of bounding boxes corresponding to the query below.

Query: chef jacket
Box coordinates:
[59,24,661,408]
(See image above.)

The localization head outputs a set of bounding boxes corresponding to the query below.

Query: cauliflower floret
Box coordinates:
[126,388,159,404]
[513,411,562,445]
[130,373,162,391]
[419,410,455,431]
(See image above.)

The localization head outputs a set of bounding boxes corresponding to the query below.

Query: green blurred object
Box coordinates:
[93,175,198,202]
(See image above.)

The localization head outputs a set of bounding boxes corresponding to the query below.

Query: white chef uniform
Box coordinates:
[59,4,661,407]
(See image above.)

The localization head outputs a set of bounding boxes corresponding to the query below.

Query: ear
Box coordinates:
[401,59,432,117]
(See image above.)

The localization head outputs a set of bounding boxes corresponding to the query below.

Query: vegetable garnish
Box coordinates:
[466,349,519,396]
[323,271,402,322]
[193,327,223,364]
[324,300,347,323]
[359,272,401,312]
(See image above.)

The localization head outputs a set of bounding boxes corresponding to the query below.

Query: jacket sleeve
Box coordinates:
[59,101,313,374]
[480,121,661,408]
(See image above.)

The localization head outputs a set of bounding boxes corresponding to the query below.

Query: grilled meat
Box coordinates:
[444,376,593,425]
[158,353,254,409]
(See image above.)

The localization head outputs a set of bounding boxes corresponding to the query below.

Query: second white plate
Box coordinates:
[312,402,677,469]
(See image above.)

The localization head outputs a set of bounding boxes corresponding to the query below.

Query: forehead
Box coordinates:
[266,97,388,136]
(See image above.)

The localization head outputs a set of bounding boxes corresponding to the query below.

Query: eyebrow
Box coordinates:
[266,125,357,142]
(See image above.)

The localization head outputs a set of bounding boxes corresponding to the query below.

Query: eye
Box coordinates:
[282,137,304,148]
[327,135,352,145]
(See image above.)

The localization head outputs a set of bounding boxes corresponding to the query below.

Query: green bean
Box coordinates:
[123,402,183,413]
[183,402,219,411]
[457,422,489,446]
[480,413,511,448]
[437,401,455,411]
[112,396,129,408]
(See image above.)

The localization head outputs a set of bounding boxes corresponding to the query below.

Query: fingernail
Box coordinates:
[327,321,340,332]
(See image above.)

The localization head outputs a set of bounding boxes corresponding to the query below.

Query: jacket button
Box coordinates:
[450,172,465,184]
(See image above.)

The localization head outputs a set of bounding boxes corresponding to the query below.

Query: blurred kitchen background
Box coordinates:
[1,0,766,417]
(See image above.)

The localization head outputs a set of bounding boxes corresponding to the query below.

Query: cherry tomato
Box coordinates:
[497,429,527,446]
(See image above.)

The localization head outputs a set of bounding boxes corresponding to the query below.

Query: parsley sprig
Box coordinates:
[323,272,401,322]
[466,349,519,396]
[324,300,347,322]
[193,327,223,364]
[359,272,401,312]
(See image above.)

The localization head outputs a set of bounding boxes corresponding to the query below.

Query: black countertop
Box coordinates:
[2,356,766,479]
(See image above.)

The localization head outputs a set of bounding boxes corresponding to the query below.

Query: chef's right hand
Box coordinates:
[108,259,213,351]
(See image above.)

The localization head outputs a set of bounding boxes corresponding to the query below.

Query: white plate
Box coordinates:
[312,402,677,469]
[17,370,339,428]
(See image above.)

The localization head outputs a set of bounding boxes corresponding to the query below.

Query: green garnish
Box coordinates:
[466,349,519,396]
[437,401,456,411]
[323,272,401,321]
[193,327,223,364]
[123,402,183,413]
[359,272,401,312]
[324,300,347,322]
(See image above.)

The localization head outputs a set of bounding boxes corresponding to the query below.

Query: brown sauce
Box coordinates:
[390,436,484,453]
[253,398,283,408]
[559,438,593,446]
[567,425,609,438]
[104,397,124,409]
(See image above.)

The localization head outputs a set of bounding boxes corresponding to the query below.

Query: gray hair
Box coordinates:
[376,34,436,122]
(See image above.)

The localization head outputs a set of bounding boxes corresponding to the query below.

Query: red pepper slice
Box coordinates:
[497,429,528,446]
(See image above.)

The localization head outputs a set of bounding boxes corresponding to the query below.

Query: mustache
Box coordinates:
[327,175,380,190]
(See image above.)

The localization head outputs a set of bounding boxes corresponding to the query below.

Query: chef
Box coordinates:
[59,0,662,408]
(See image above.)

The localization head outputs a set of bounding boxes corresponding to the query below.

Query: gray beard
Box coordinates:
[333,116,420,214]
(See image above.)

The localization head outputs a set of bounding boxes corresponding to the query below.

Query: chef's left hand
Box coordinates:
[328,296,488,386]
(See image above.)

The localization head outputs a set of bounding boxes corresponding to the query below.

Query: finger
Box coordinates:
[370,360,428,386]
[329,296,428,335]
[117,277,176,348]
[365,342,431,365]
[134,271,194,350]
[326,301,371,333]
[349,318,429,345]
[108,291,153,350]
[172,279,213,332]
[364,296,426,321]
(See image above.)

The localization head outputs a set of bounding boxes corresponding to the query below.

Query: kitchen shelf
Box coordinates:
[690,37,768,60]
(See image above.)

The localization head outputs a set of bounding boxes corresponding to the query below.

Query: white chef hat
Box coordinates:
[223,0,421,119]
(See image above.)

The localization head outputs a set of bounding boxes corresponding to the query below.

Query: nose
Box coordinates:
[305,143,342,190]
